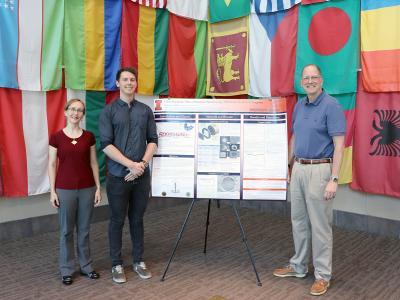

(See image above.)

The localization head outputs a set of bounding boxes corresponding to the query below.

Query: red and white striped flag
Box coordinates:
[131,0,167,8]
[0,88,66,197]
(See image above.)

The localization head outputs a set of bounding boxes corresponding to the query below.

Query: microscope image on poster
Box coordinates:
[217,175,240,193]
[219,136,240,158]
[198,124,219,141]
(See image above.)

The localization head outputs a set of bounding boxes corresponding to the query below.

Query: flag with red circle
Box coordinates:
[294,0,360,94]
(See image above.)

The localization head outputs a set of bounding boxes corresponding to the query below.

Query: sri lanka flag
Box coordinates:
[249,5,298,97]
[361,0,400,92]
[0,0,63,91]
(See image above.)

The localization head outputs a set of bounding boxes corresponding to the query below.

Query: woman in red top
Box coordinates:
[48,99,101,285]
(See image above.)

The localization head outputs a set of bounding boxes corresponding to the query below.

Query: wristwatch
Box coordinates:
[330,175,339,183]
[141,159,149,168]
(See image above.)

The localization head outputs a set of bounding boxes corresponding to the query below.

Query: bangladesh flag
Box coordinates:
[295,0,360,95]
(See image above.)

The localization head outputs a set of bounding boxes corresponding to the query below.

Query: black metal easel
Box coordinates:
[160,198,262,286]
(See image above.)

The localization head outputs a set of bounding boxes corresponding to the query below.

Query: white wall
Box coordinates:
[1,184,399,224]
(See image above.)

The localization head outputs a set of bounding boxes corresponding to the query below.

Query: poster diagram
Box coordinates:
[152,98,287,200]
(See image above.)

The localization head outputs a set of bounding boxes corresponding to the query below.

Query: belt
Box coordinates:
[295,157,332,164]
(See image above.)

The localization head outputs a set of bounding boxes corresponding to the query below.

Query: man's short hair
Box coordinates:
[116,67,138,81]
[302,64,322,77]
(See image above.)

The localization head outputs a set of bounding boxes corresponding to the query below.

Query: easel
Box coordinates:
[160,198,262,286]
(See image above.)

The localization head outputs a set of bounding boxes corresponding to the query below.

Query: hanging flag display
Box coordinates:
[207,17,249,97]
[294,0,360,95]
[251,0,300,13]
[351,87,400,198]
[64,0,122,91]
[209,0,250,23]
[0,0,63,91]
[249,5,298,97]
[361,0,400,92]
[121,0,169,95]
[168,14,207,98]
[167,0,208,21]
[131,0,167,8]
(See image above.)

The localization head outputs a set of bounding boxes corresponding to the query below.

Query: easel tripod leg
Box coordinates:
[232,202,262,286]
[161,198,196,281]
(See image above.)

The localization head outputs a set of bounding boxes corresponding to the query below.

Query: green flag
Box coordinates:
[209,0,250,23]
[295,0,360,94]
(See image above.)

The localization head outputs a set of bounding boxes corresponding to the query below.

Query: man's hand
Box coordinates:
[324,181,338,200]
[127,161,145,177]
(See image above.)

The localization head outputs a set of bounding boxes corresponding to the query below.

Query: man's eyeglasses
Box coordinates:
[302,75,321,82]
[68,107,84,113]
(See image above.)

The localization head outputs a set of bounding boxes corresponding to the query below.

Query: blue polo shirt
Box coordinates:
[292,91,346,159]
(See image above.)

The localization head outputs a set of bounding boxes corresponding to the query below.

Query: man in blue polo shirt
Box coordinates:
[273,64,345,296]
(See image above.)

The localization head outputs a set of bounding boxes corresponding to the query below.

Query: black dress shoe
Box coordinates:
[62,276,73,285]
[80,270,100,279]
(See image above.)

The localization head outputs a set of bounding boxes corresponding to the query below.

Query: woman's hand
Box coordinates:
[94,188,102,206]
[50,191,59,208]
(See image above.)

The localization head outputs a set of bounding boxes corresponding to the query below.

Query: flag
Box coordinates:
[249,6,298,97]
[67,90,119,184]
[0,88,66,197]
[209,0,250,23]
[251,0,300,13]
[350,87,400,198]
[0,87,119,197]
[168,14,207,98]
[361,0,400,92]
[0,0,63,91]
[167,0,208,21]
[335,93,355,184]
[207,17,249,96]
[131,0,167,8]
[64,0,122,91]
[294,0,360,95]
[121,0,169,96]
[301,0,329,4]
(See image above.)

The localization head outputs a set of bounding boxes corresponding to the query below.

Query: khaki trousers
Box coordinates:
[289,162,333,281]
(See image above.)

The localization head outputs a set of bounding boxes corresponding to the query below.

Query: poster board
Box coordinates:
[151,98,287,200]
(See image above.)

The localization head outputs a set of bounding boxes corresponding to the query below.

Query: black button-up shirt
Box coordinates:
[99,98,158,177]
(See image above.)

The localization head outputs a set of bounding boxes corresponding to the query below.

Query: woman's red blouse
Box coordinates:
[49,129,96,189]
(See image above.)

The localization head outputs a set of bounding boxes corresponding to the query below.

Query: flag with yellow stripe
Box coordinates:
[121,0,169,95]
[64,0,122,91]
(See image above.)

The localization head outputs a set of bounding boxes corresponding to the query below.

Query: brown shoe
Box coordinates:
[273,265,307,278]
[310,279,330,296]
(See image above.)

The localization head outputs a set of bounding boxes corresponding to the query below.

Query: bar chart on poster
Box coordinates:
[151,98,288,200]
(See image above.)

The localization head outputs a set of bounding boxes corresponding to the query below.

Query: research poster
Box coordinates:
[151,98,287,200]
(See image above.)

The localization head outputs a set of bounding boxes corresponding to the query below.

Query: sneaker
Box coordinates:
[133,262,152,279]
[112,265,126,284]
[310,279,330,296]
[273,265,307,278]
